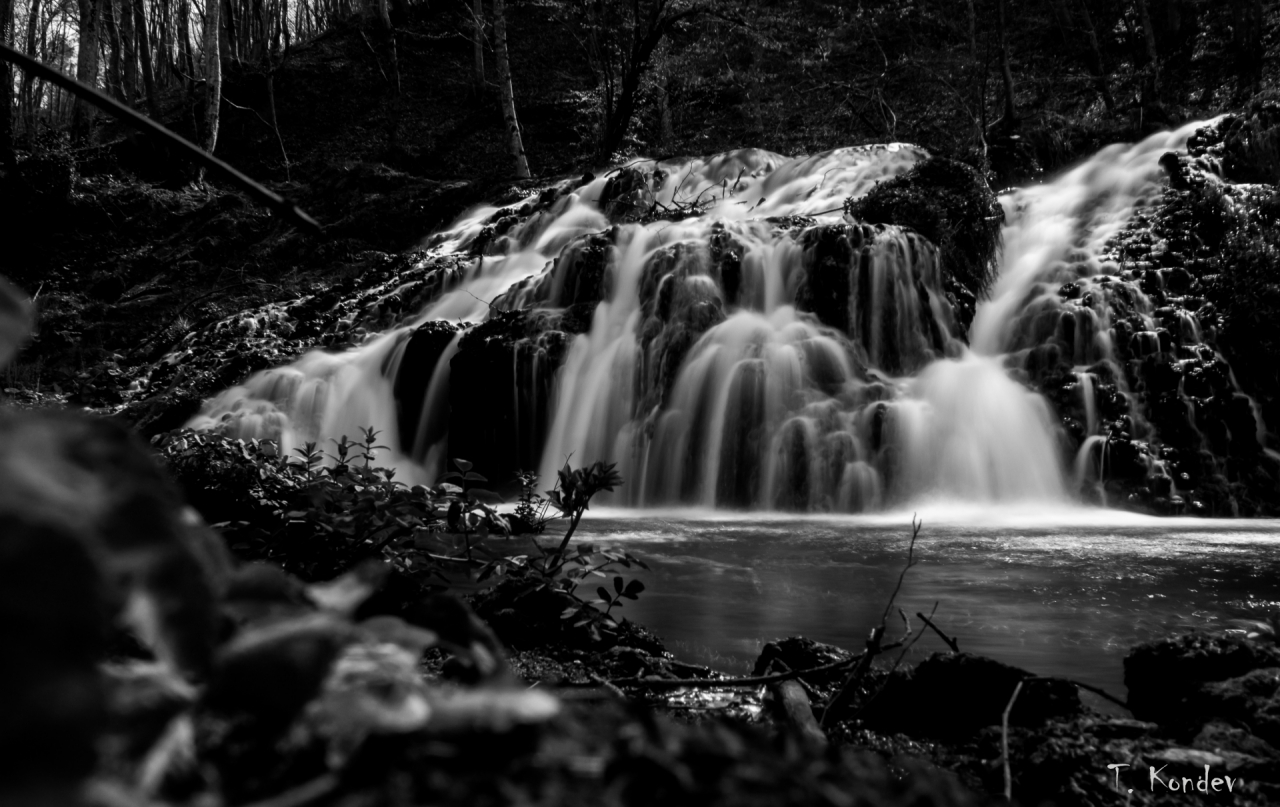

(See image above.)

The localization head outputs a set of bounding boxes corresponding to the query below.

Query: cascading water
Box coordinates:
[190,120,1267,512]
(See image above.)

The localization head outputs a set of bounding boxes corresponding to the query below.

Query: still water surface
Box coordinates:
[571,506,1280,705]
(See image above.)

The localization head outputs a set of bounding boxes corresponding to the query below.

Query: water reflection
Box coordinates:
[572,512,1280,704]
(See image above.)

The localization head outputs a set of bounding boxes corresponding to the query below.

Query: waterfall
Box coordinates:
[190,121,1253,512]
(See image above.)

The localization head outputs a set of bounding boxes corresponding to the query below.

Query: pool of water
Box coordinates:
[567,506,1280,707]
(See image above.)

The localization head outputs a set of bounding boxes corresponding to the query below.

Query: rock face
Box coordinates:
[393,320,460,455]
[1005,118,1280,515]
[795,222,955,374]
[846,157,1003,336]
[447,311,572,484]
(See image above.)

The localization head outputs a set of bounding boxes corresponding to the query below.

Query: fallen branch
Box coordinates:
[610,654,862,690]
[0,43,320,233]
[1002,680,1024,802]
[1026,675,1129,713]
[588,673,628,702]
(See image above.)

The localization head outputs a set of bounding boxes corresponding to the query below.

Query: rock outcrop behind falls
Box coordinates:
[1012,118,1280,515]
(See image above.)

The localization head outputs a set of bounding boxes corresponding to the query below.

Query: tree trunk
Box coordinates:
[1076,0,1115,112]
[134,0,160,116]
[222,0,236,62]
[471,0,484,94]
[157,0,172,85]
[602,64,641,160]
[996,0,1016,128]
[0,0,14,169]
[654,68,673,148]
[1135,0,1160,104]
[19,0,41,142]
[71,0,102,139]
[597,8,696,160]
[1232,0,1265,92]
[492,0,528,177]
[120,0,139,104]
[102,0,123,100]
[251,0,264,60]
[203,0,222,153]
[177,0,193,77]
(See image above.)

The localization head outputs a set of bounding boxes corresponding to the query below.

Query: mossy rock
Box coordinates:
[846,157,1002,302]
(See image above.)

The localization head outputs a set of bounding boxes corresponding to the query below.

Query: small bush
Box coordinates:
[158,428,450,581]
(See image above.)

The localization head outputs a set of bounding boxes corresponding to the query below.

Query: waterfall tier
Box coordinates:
[188,122,1275,514]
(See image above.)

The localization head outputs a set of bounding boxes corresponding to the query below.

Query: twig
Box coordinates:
[1026,675,1129,712]
[1002,680,1024,802]
[358,30,389,84]
[462,286,504,313]
[0,43,320,233]
[223,93,291,179]
[611,654,862,690]
[917,605,960,652]
[821,515,923,727]
[224,96,280,135]
[849,605,928,720]
[588,673,628,701]
[422,552,486,565]
[881,515,922,624]
[604,157,661,178]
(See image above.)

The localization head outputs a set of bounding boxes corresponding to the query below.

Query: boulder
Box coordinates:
[1124,633,1280,725]
[752,636,857,691]
[858,652,1082,741]
[845,157,1003,302]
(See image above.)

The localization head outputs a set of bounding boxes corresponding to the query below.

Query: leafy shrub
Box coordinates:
[511,470,553,534]
[159,428,455,581]
[159,433,642,625]
[470,462,652,648]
